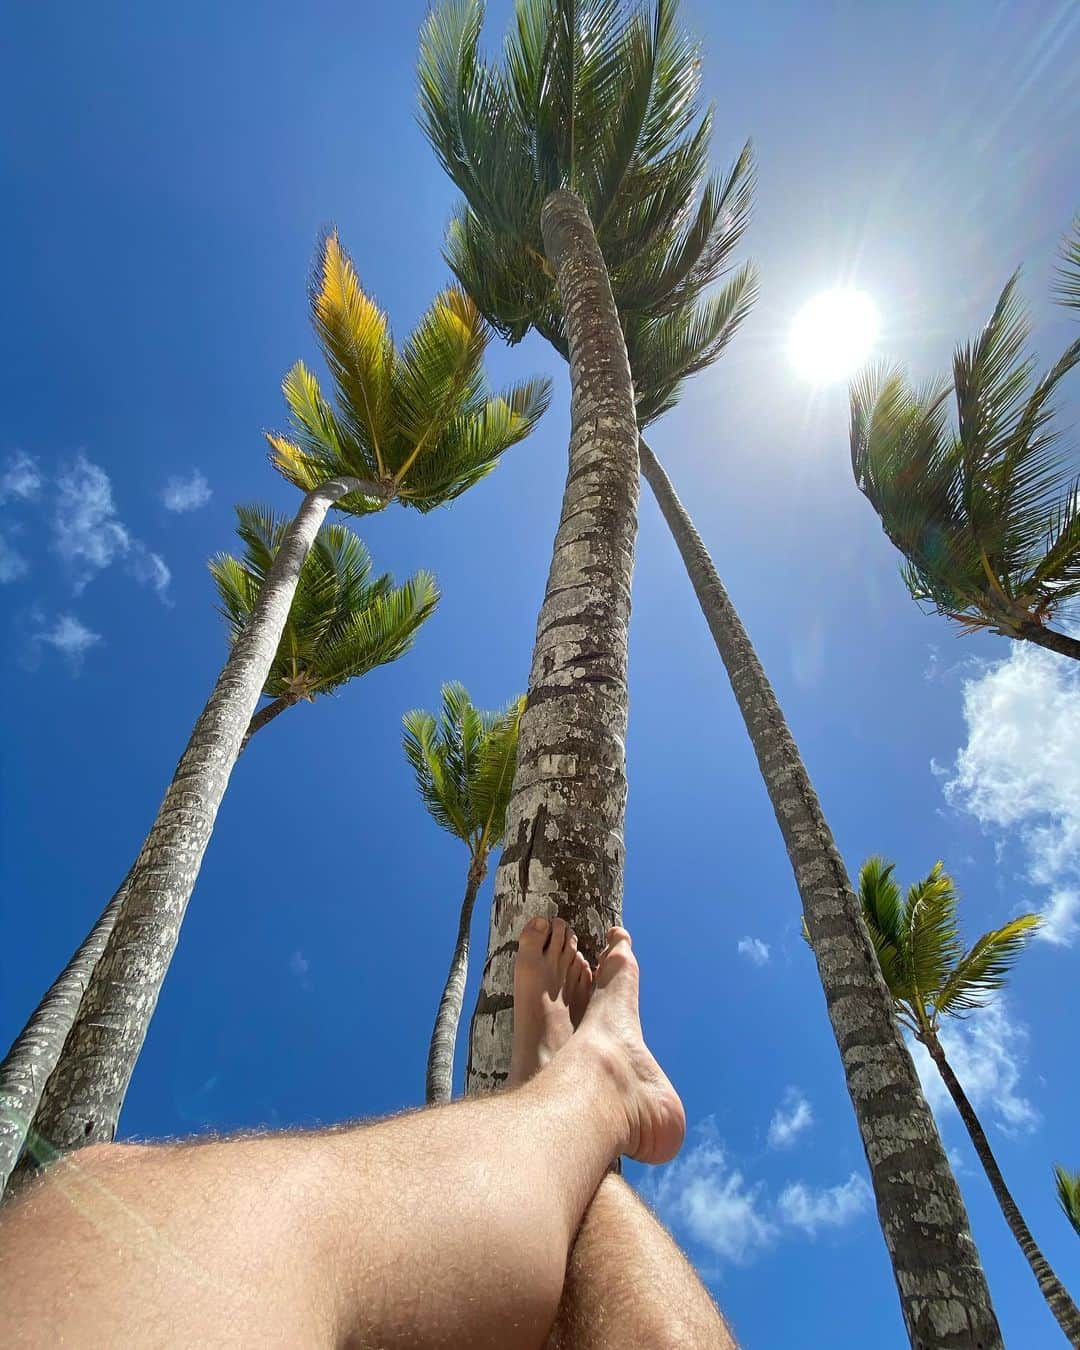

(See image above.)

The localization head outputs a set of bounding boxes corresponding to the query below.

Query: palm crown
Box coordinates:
[851,274,1080,639]
[1056,217,1080,312]
[1056,1166,1080,1240]
[857,856,1039,1037]
[403,683,525,862]
[419,0,757,426]
[210,504,439,705]
[268,231,551,514]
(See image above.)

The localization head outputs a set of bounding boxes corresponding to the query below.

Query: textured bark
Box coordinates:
[0,872,131,1194]
[426,860,485,1104]
[0,697,291,1199]
[1019,621,1080,662]
[20,476,378,1160]
[924,1032,1080,1345]
[638,437,1002,1349]
[467,190,639,1094]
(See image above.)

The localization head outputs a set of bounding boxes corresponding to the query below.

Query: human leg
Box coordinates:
[0,920,683,1350]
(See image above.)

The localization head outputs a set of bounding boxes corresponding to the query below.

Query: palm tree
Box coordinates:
[1056,1166,1080,1240]
[1055,216,1080,312]
[2,507,439,1195]
[403,684,524,1103]
[421,6,1003,1343]
[858,856,1080,1344]
[19,243,548,1162]
[851,274,1080,661]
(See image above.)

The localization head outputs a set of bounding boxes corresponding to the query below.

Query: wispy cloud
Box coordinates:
[289,950,312,992]
[737,936,770,967]
[31,612,102,672]
[53,454,170,601]
[776,1174,872,1236]
[941,644,1080,945]
[909,1000,1038,1136]
[767,1089,814,1149]
[0,450,43,503]
[162,469,212,513]
[647,1118,872,1269]
[0,532,29,583]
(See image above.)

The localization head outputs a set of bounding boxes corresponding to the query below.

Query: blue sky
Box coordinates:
[2,1,1079,1344]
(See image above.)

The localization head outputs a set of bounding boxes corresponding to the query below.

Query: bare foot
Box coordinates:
[508,916,593,1088]
[575,927,686,1166]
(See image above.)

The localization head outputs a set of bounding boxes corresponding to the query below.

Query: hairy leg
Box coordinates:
[506,922,734,1349]
[0,921,683,1350]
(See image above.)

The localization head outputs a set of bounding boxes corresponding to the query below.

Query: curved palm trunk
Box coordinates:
[1019,621,1080,662]
[0,696,293,1199]
[241,694,294,748]
[924,1031,1080,1345]
[638,437,1002,1349]
[467,189,639,1093]
[18,475,378,1161]
[426,859,486,1104]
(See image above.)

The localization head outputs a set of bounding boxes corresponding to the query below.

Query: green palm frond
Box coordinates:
[403,683,524,856]
[858,855,1039,1035]
[419,0,755,416]
[851,272,1080,637]
[268,230,551,515]
[935,914,1040,1016]
[1054,217,1080,313]
[1055,1165,1080,1239]
[209,505,438,704]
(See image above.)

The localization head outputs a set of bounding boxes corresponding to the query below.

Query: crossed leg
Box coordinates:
[509,917,737,1349]
[0,923,685,1349]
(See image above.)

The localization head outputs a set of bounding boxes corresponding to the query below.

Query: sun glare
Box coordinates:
[789,288,879,384]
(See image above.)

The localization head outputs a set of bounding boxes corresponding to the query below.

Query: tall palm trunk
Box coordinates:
[18,475,378,1161]
[923,1031,1080,1345]
[0,693,295,1200]
[467,189,639,1094]
[638,437,1002,1349]
[1018,622,1080,662]
[426,858,486,1104]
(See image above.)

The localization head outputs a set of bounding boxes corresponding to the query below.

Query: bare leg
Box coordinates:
[0,920,682,1350]
[507,921,735,1349]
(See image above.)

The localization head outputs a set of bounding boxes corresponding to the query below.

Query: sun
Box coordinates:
[789,288,879,383]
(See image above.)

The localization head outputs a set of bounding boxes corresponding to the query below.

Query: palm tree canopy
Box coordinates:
[850,273,1080,636]
[419,0,757,426]
[1055,1165,1080,1239]
[857,855,1040,1034]
[402,683,525,859]
[1055,217,1080,312]
[268,231,551,514]
[210,504,439,702]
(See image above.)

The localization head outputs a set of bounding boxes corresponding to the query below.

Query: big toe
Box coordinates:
[517,916,550,968]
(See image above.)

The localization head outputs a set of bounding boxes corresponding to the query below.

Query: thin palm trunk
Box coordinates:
[638,436,1002,1349]
[18,475,379,1160]
[467,189,639,1093]
[0,695,293,1200]
[241,693,295,747]
[1019,622,1080,662]
[924,1031,1080,1345]
[426,859,486,1104]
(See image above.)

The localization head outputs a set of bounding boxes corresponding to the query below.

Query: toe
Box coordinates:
[547,916,568,960]
[557,927,578,979]
[517,916,550,963]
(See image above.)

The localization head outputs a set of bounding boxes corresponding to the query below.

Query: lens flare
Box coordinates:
[789,288,879,384]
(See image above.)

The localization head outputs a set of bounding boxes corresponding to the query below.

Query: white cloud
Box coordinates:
[53,454,169,600]
[942,643,1080,945]
[767,1089,814,1149]
[162,469,212,513]
[776,1174,872,1236]
[737,936,770,967]
[32,613,102,671]
[908,1000,1038,1136]
[0,533,29,583]
[0,450,43,503]
[650,1126,777,1265]
[289,950,312,991]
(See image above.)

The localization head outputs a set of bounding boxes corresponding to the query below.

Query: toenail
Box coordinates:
[527,917,548,932]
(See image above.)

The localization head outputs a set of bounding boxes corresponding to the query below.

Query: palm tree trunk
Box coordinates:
[1019,621,1080,662]
[16,475,379,1162]
[426,859,486,1105]
[638,436,1002,1349]
[241,694,294,749]
[924,1031,1080,1345]
[467,189,639,1094]
[0,694,296,1201]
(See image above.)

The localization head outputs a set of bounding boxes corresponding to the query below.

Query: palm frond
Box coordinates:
[935,914,1040,1017]
[901,863,963,1005]
[1054,217,1080,313]
[1055,1165,1080,1239]
[857,856,914,1010]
